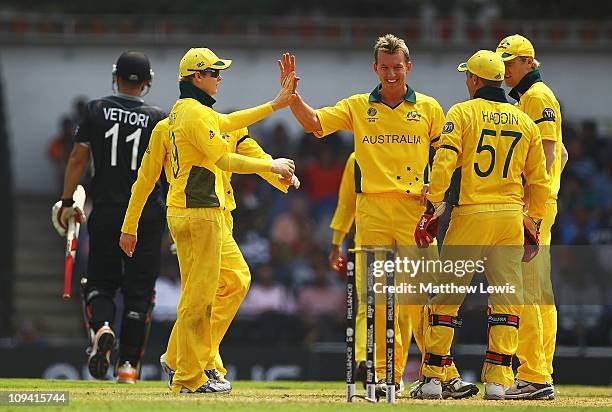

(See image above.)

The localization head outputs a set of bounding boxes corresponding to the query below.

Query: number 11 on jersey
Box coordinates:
[105,123,142,170]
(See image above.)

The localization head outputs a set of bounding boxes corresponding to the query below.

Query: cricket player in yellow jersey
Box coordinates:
[282,34,477,398]
[411,50,551,400]
[497,34,569,400]
[119,47,297,394]
[210,128,300,380]
[329,152,471,398]
[156,123,300,389]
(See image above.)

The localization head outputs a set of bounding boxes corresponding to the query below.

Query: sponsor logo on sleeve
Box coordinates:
[442,122,454,134]
[209,130,215,139]
[542,108,556,121]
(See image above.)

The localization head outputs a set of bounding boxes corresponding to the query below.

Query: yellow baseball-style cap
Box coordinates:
[179,48,232,78]
[495,34,535,61]
[457,50,504,81]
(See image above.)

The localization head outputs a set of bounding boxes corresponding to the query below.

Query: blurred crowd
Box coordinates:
[46,97,88,192]
[6,0,611,20]
[46,101,612,348]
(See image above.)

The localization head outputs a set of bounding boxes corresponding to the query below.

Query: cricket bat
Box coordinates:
[63,185,86,300]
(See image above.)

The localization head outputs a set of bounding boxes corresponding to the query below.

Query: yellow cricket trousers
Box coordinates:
[212,211,251,376]
[355,193,459,382]
[517,201,557,384]
[165,210,251,387]
[165,206,224,393]
[421,204,524,387]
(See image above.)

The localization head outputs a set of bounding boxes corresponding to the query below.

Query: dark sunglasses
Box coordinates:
[199,68,221,78]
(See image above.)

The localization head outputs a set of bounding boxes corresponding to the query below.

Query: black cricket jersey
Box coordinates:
[75,94,166,208]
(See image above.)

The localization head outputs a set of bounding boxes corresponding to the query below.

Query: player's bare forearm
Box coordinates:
[290,94,322,133]
[61,145,89,198]
[561,142,569,172]
[542,140,557,173]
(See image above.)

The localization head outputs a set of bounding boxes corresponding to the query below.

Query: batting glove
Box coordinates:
[415,201,446,248]
[51,198,86,237]
[522,214,541,262]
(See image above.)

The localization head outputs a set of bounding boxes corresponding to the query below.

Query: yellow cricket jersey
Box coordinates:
[330,152,357,245]
[428,86,550,220]
[221,127,288,213]
[509,70,563,200]
[121,117,170,235]
[315,85,444,195]
[122,83,275,235]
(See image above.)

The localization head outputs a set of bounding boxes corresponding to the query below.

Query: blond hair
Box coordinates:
[374,34,410,63]
[520,56,541,70]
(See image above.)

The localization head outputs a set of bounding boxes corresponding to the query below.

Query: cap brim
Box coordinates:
[209,59,232,70]
[457,62,468,72]
[498,52,516,61]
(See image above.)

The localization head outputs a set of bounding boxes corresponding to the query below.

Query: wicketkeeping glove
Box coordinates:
[522,213,541,262]
[414,201,446,248]
[51,198,86,236]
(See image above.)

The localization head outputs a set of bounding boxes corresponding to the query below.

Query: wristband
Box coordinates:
[61,198,75,207]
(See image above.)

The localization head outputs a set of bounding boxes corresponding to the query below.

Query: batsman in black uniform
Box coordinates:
[51,51,166,383]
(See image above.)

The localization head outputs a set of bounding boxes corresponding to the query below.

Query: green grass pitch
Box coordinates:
[1,379,611,411]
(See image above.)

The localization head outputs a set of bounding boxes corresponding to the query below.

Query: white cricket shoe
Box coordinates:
[179,379,231,394]
[410,377,442,399]
[484,382,507,400]
[205,369,231,393]
[159,353,174,389]
[505,379,554,400]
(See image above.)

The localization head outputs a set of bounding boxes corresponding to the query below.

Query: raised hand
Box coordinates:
[278,52,296,90]
[271,71,298,110]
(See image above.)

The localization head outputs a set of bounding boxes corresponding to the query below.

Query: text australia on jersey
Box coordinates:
[361,134,422,144]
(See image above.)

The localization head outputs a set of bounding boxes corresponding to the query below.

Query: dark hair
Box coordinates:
[179,75,195,84]
[519,56,541,70]
[481,79,503,87]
